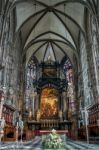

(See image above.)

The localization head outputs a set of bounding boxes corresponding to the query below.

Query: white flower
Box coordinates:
[52,129,56,134]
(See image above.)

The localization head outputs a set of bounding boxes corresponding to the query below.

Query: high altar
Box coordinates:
[27,61,72,130]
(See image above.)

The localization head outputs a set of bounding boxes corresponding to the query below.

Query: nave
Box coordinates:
[0,0,99,146]
[0,136,99,150]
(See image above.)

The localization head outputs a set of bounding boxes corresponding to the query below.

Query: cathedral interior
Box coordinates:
[0,0,99,147]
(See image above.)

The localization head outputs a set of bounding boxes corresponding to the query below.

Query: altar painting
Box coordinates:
[40,88,58,119]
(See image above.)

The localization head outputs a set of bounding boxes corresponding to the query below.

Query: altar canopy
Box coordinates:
[40,88,59,119]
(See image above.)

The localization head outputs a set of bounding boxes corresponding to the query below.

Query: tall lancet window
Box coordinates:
[63,59,76,113]
[25,58,36,112]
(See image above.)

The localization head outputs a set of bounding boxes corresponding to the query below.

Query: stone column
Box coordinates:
[32,95,35,117]
[63,91,67,120]
[59,91,62,110]
[37,92,40,110]
[58,91,62,120]
[35,91,40,116]
[86,42,96,103]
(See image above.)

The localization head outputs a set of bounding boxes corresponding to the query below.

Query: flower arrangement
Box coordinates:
[42,129,65,149]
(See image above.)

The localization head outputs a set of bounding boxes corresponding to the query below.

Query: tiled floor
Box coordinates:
[0,136,99,150]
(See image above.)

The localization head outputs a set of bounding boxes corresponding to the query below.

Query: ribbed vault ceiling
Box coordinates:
[11,0,93,65]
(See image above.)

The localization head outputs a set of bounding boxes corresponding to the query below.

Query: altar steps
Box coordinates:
[0,136,98,150]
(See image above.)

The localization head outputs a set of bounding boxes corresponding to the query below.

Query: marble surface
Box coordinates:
[0,136,99,150]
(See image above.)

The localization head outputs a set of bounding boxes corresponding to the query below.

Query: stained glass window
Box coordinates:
[63,59,76,113]
[25,58,37,110]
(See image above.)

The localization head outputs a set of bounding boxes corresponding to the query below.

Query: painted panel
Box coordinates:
[40,88,58,119]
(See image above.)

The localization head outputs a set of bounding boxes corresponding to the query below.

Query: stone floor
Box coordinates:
[0,136,99,150]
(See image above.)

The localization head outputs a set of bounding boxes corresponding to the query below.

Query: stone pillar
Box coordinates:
[59,91,62,110]
[35,91,41,121]
[86,42,96,103]
[32,92,37,118]
[35,91,40,118]
[32,95,35,117]
[62,91,67,120]
[37,92,40,110]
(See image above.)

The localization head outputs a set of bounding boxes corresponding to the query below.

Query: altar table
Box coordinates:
[39,130,68,135]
